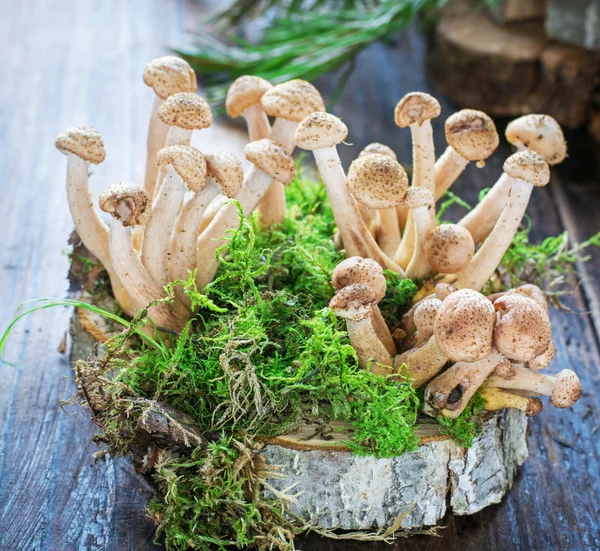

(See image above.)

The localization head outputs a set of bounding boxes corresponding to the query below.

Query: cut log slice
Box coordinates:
[67,241,529,532]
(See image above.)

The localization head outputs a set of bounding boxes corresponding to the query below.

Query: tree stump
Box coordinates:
[66,243,529,531]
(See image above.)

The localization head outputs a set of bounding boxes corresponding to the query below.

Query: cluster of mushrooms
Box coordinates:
[56,56,582,420]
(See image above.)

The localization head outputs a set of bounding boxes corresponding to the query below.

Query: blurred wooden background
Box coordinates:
[1,1,599,550]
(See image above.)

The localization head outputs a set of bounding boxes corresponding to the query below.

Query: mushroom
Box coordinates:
[424,351,509,418]
[458,114,566,244]
[425,224,474,274]
[396,288,495,387]
[492,294,552,362]
[410,296,442,347]
[347,153,409,257]
[392,92,441,268]
[331,257,396,356]
[295,112,403,273]
[529,341,555,370]
[435,282,456,301]
[329,284,394,375]
[479,387,543,416]
[169,152,244,306]
[98,183,188,331]
[258,79,325,226]
[404,187,436,280]
[485,366,582,408]
[434,109,499,199]
[56,126,134,315]
[226,75,273,142]
[142,145,205,288]
[142,56,197,200]
[486,283,548,313]
[195,139,296,289]
[446,151,551,291]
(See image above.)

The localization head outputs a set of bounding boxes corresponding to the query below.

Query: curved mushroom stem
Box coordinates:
[434,146,470,199]
[169,182,220,306]
[394,335,449,388]
[143,96,169,200]
[142,165,187,287]
[376,208,402,257]
[424,351,508,418]
[312,147,403,273]
[347,316,395,375]
[243,104,271,141]
[480,386,543,416]
[484,366,582,408]
[405,202,434,280]
[445,178,534,291]
[65,154,134,315]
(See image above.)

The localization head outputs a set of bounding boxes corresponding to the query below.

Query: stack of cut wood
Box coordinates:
[428,0,600,139]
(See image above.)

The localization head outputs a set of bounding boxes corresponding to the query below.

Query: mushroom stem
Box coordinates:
[376,209,402,257]
[143,96,169,200]
[434,146,470,199]
[485,366,582,408]
[142,165,187,287]
[244,104,271,141]
[424,351,508,418]
[394,335,449,388]
[480,386,543,416]
[405,199,434,280]
[347,317,394,375]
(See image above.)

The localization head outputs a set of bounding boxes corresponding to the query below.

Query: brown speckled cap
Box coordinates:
[551,369,582,408]
[445,109,499,161]
[526,396,544,416]
[435,289,495,362]
[347,154,408,210]
[156,145,207,192]
[529,341,554,370]
[261,79,325,122]
[359,142,397,161]
[329,283,377,321]
[425,224,474,274]
[294,112,348,151]
[394,92,441,128]
[493,294,551,362]
[99,183,150,227]
[56,126,106,164]
[404,186,434,209]
[226,75,273,118]
[331,257,386,301]
[204,152,244,198]
[244,139,296,185]
[413,297,442,335]
[503,150,550,187]
[143,56,196,100]
[505,114,567,166]
[158,93,213,130]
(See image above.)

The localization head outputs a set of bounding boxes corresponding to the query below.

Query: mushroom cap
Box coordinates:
[143,56,196,100]
[510,284,548,313]
[294,112,348,151]
[99,183,150,227]
[394,92,441,128]
[526,396,544,416]
[493,294,552,362]
[529,340,555,370]
[56,126,106,164]
[156,145,207,192]
[444,109,499,161]
[204,152,244,198]
[404,186,435,209]
[425,224,475,274]
[551,369,582,408]
[260,79,325,122]
[244,139,296,185]
[226,75,273,118]
[359,142,397,161]
[158,93,213,130]
[329,283,377,321]
[435,289,496,362]
[347,154,409,209]
[435,283,456,301]
[413,297,443,336]
[505,114,567,166]
[331,256,386,301]
[503,150,550,187]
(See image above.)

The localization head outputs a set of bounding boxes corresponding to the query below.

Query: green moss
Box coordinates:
[436,392,485,448]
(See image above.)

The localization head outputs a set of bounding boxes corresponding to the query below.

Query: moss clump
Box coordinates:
[436,392,485,448]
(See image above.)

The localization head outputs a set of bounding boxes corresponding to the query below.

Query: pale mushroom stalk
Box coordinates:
[405,188,435,280]
[392,93,441,268]
[99,184,189,331]
[434,147,469,199]
[56,127,134,315]
[424,351,508,418]
[446,152,550,291]
[480,386,543,416]
[394,335,449,388]
[143,96,169,199]
[195,140,296,289]
[376,209,402,257]
[484,366,582,408]
[295,113,403,273]
[329,284,394,376]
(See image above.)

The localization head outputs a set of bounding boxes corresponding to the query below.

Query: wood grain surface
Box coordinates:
[0,1,599,550]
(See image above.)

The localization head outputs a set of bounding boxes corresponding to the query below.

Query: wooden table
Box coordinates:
[1,1,599,550]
